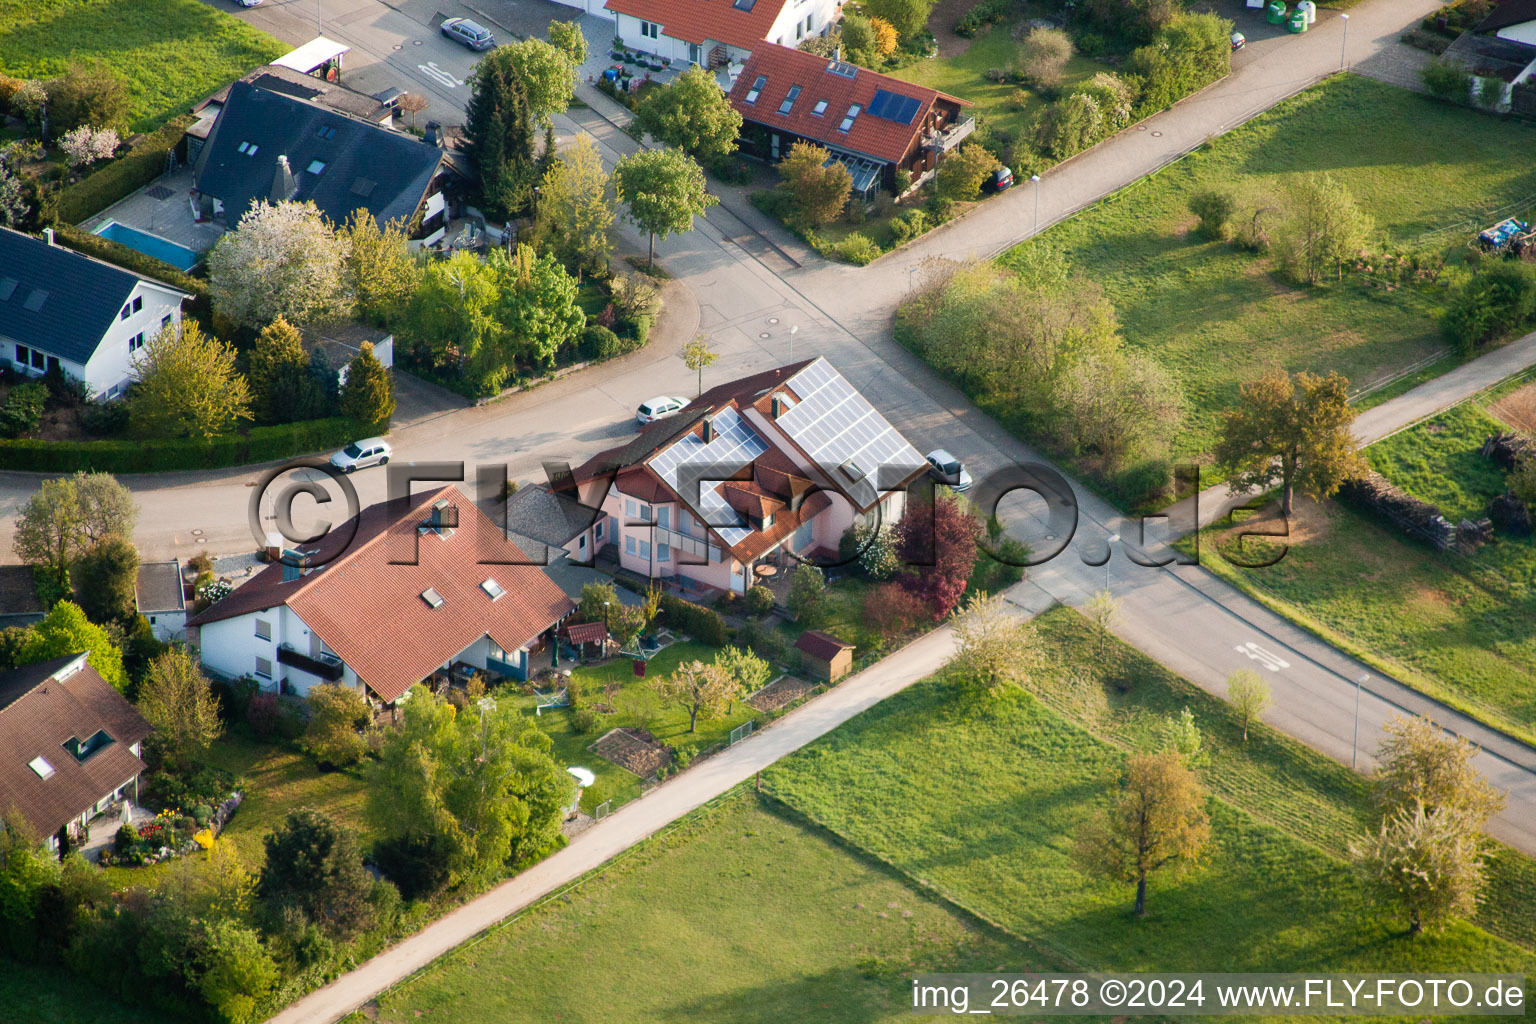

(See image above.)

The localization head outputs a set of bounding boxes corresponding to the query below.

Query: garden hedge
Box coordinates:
[56,114,196,226]
[658,593,729,645]
[0,417,360,474]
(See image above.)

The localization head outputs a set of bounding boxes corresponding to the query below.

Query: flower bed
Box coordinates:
[98,789,243,867]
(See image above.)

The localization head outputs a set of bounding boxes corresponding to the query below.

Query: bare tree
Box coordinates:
[399,92,430,130]
[950,591,1035,695]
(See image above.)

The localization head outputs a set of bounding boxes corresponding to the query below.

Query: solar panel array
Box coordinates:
[777,359,923,506]
[867,88,922,126]
[649,407,768,547]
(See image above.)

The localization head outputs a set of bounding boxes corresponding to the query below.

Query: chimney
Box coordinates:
[771,394,787,419]
[424,120,441,148]
[264,531,283,563]
[702,415,715,443]
[42,227,54,246]
[270,154,296,202]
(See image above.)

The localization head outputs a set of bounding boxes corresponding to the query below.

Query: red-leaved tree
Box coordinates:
[862,581,930,641]
[893,492,980,619]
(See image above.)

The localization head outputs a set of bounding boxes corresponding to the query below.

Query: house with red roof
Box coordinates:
[549,357,927,596]
[728,43,972,197]
[187,486,574,703]
[599,0,841,71]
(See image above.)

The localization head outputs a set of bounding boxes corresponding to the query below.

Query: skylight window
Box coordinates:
[838,104,861,132]
[812,99,828,116]
[421,587,444,609]
[236,141,260,156]
[745,75,767,103]
[828,60,858,79]
[306,159,327,175]
[28,756,54,780]
[481,578,506,601]
[778,85,802,114]
[317,125,337,140]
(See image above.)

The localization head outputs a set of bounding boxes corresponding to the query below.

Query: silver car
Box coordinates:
[441,17,495,51]
[925,448,974,491]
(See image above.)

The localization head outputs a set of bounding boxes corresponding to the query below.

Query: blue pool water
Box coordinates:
[94,221,201,272]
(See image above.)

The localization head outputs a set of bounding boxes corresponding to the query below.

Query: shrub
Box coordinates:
[0,382,48,438]
[658,593,729,644]
[1441,263,1536,354]
[734,617,790,666]
[579,324,623,360]
[114,823,138,854]
[1421,57,1473,103]
[745,584,776,616]
[863,582,928,641]
[833,232,882,266]
[247,692,279,738]
[888,208,929,246]
[955,0,1012,37]
[1018,27,1073,87]
[1187,190,1236,240]
[372,833,454,900]
[570,704,598,733]
[1128,13,1232,118]
[936,144,1001,201]
[1115,458,1175,509]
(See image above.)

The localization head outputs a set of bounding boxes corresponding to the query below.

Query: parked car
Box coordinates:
[330,437,393,473]
[441,17,495,51]
[234,0,263,6]
[636,396,687,425]
[982,166,1014,193]
[1230,31,1246,51]
[925,449,974,491]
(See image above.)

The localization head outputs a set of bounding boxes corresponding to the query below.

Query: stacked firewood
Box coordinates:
[1480,431,1535,471]
[1337,471,1456,550]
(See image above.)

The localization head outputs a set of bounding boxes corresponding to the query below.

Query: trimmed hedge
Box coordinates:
[658,592,729,645]
[49,222,212,321]
[0,417,360,474]
[57,114,195,225]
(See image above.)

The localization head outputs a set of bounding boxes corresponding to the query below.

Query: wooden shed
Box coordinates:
[795,630,855,683]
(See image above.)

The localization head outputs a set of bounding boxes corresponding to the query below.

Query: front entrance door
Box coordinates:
[688,42,701,64]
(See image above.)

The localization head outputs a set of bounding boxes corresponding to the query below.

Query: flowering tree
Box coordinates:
[207,200,352,329]
[58,125,118,169]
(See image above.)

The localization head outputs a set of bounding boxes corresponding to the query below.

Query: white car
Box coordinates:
[636,396,687,425]
[925,449,974,492]
[330,437,393,473]
[234,0,263,7]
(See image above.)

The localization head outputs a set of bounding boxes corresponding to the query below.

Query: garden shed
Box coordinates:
[794,630,854,683]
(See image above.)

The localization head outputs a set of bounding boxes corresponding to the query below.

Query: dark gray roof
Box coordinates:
[1478,0,1536,32]
[0,653,76,715]
[193,79,446,230]
[0,228,186,365]
[505,486,602,549]
[135,561,185,614]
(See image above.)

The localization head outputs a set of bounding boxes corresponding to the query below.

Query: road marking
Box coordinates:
[417,62,463,89]
[1233,641,1290,672]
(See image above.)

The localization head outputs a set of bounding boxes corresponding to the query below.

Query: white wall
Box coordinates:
[145,610,187,643]
[197,602,360,698]
[767,0,840,47]
[7,279,184,400]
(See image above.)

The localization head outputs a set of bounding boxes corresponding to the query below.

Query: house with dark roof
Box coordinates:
[0,653,152,851]
[504,485,605,564]
[553,357,926,595]
[729,44,973,197]
[0,227,191,399]
[136,560,187,642]
[1476,0,1536,46]
[192,78,462,247]
[597,0,840,70]
[187,486,575,703]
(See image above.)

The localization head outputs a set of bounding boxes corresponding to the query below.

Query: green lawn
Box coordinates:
[354,795,1037,1024]
[508,641,750,812]
[763,607,1536,981]
[993,75,1536,468]
[2,961,170,1024]
[0,0,286,131]
[1192,385,1536,746]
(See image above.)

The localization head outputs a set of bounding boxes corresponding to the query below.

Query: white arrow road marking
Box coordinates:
[1233,641,1290,672]
[417,62,463,88]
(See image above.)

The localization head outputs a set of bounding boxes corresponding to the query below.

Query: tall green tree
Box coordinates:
[366,687,572,888]
[401,250,503,384]
[537,136,615,279]
[466,40,578,217]
[12,478,84,581]
[259,810,379,939]
[489,243,585,369]
[614,148,718,269]
[71,471,137,546]
[136,647,223,769]
[301,683,372,768]
[1072,749,1211,916]
[1351,802,1485,935]
[341,211,422,326]
[1213,370,1362,516]
[636,66,743,161]
[776,142,851,229]
[1276,174,1372,285]
[17,601,127,692]
[74,533,139,625]
[248,317,323,425]
[547,20,587,66]
[860,0,931,38]
[339,341,396,430]
[129,320,252,440]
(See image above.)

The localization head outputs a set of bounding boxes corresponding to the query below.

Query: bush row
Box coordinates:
[57,114,195,225]
[0,417,360,474]
[658,592,730,645]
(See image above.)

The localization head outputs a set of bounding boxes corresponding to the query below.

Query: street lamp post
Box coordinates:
[1105,533,1120,591]
[603,600,611,659]
[1030,174,1042,233]
[908,265,917,293]
[789,325,798,361]
[1339,13,1349,71]
[1351,673,1368,769]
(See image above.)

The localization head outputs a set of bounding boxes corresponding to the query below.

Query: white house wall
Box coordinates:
[766,0,839,46]
[197,602,359,698]
[9,279,184,399]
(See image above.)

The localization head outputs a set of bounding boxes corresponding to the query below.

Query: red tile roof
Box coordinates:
[563,621,609,645]
[728,45,967,164]
[604,0,792,49]
[0,654,151,838]
[795,629,854,661]
[189,486,573,702]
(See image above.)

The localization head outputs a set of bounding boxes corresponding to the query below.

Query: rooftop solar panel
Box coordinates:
[776,358,924,507]
[869,89,921,125]
[649,407,769,547]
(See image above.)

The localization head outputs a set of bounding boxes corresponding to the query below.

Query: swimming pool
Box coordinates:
[94,221,201,272]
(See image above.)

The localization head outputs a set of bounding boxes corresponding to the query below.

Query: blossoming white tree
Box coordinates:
[58,125,119,169]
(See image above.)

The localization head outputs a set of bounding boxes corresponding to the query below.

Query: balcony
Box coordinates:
[925,116,975,153]
[277,643,345,681]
